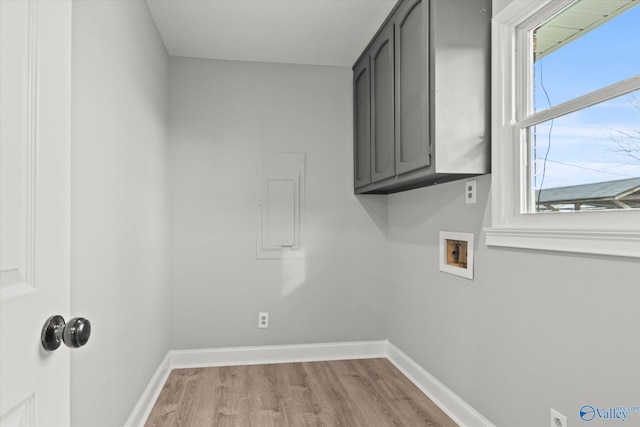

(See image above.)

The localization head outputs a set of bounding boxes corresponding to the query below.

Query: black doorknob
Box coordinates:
[41,315,92,351]
[63,317,91,348]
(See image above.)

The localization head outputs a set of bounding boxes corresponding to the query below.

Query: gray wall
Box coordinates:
[168,57,389,350]
[386,161,640,425]
[70,1,170,426]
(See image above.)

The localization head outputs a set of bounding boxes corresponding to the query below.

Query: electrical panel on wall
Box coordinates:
[257,153,305,259]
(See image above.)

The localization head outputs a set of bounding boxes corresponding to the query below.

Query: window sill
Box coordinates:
[484,227,640,258]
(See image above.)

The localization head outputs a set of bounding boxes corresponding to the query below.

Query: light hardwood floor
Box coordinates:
[145,358,458,426]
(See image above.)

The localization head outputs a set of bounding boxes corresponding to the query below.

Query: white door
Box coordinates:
[1,1,72,426]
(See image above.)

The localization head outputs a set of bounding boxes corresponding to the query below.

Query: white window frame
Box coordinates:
[485,0,640,258]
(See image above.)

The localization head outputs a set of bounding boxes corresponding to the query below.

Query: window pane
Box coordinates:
[528,91,640,213]
[532,1,640,113]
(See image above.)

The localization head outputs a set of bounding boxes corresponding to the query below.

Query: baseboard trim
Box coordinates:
[123,353,171,427]
[125,340,494,427]
[386,343,495,427]
[169,340,389,369]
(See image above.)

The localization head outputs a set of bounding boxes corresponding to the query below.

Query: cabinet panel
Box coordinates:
[353,57,371,188]
[371,24,395,183]
[395,0,430,175]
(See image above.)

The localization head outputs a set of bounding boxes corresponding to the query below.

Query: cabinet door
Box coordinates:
[353,56,371,189]
[395,0,430,175]
[370,24,395,183]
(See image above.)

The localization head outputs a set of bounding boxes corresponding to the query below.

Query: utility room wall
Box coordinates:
[168,57,388,349]
[386,149,640,427]
[71,1,170,426]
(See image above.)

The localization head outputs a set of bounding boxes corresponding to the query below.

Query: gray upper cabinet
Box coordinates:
[371,23,395,184]
[395,0,429,175]
[353,0,491,194]
[353,56,371,189]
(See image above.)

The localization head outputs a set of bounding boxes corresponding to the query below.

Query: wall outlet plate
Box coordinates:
[465,179,477,204]
[258,312,269,329]
[551,409,567,427]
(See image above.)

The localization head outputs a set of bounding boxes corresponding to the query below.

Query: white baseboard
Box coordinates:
[386,343,495,427]
[169,340,389,369]
[125,340,494,427]
[123,353,171,427]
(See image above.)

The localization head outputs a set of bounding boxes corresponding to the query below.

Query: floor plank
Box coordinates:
[145,358,458,427]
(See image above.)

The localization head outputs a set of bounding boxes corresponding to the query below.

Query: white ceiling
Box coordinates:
[145,0,397,67]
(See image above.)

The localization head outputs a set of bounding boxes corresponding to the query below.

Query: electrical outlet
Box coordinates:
[465,179,477,204]
[258,312,269,329]
[551,409,567,427]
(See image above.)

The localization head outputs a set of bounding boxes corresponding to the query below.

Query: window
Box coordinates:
[486,0,640,258]
[527,0,640,213]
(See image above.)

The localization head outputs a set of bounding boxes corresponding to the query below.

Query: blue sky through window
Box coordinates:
[531,3,640,191]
